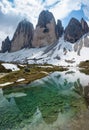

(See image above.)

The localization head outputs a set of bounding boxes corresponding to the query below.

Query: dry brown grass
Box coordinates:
[0,64,68,88]
[79,60,89,75]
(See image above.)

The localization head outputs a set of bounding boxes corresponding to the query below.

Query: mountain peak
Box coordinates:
[68,17,80,25]
[32,10,57,47]
[20,19,31,25]
[1,11,89,52]
[10,20,34,52]
[81,17,89,34]
[36,10,55,28]
[1,36,11,53]
[64,17,89,43]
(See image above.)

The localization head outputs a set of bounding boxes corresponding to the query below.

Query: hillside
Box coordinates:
[0,33,89,66]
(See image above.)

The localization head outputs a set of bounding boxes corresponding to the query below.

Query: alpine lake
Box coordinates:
[0,63,89,130]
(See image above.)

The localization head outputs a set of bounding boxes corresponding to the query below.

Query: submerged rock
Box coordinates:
[84,84,89,106]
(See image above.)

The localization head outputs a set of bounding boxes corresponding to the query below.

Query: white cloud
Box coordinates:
[0,0,89,47]
[0,0,89,24]
[83,6,89,20]
[45,0,59,5]
[0,0,44,25]
[50,0,82,20]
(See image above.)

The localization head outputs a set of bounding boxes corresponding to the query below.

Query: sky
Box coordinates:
[0,0,89,47]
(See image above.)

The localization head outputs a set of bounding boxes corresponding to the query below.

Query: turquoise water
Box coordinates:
[0,71,89,130]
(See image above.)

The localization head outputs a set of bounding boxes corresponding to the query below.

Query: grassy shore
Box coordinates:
[0,63,68,88]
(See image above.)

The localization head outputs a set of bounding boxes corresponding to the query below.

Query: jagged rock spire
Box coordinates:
[81,18,89,34]
[56,19,64,39]
[64,17,89,43]
[1,36,11,53]
[11,19,34,52]
[32,10,57,47]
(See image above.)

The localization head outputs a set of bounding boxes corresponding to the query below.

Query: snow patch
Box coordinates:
[38,66,53,68]
[0,82,14,87]
[2,63,20,71]
[16,78,25,82]
[0,35,89,66]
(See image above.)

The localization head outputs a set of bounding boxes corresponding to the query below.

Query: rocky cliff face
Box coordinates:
[32,10,57,47]
[56,20,64,39]
[74,33,89,55]
[1,10,89,53]
[81,18,89,34]
[1,36,11,53]
[64,18,89,43]
[11,19,34,52]
[64,18,83,43]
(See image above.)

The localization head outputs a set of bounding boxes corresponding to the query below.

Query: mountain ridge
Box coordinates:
[0,33,89,66]
[1,10,89,53]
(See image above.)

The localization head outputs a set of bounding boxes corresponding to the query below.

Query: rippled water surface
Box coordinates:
[0,69,89,130]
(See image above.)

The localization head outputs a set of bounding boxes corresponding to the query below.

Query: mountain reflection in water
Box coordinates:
[0,70,89,130]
